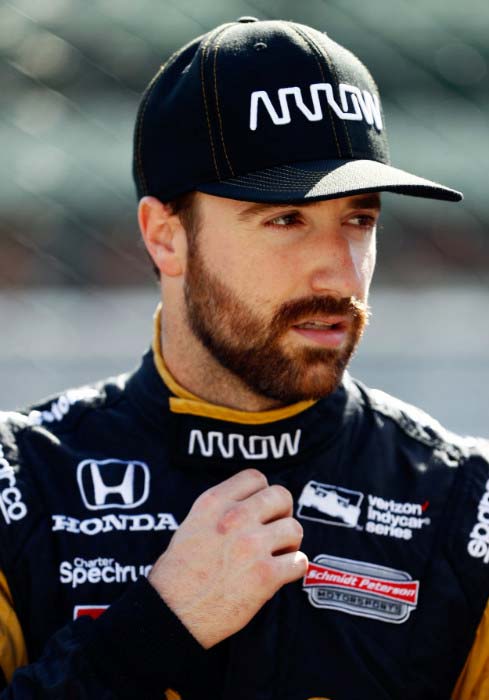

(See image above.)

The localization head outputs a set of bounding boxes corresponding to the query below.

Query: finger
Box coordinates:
[272,550,309,587]
[264,517,303,555]
[217,487,295,534]
[194,469,268,515]
[236,484,293,524]
[216,468,269,500]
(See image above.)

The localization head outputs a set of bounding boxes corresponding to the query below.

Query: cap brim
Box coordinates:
[197,159,462,203]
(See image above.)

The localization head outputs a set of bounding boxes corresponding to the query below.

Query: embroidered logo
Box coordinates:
[73,605,108,620]
[0,443,27,524]
[187,429,301,460]
[28,387,99,426]
[52,512,178,536]
[298,482,363,528]
[297,481,430,540]
[60,557,152,589]
[365,495,430,540]
[249,83,383,132]
[468,478,489,564]
[77,459,150,511]
[303,554,419,624]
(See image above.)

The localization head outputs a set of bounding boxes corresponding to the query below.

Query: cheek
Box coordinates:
[350,236,377,293]
[230,247,294,304]
[251,249,301,303]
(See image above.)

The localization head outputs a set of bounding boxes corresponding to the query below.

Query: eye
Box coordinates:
[346,214,377,230]
[266,211,303,229]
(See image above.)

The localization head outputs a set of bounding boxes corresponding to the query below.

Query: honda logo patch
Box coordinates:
[77,459,150,510]
[303,554,419,624]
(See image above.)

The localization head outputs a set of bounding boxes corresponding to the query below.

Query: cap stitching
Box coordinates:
[134,38,198,195]
[213,31,235,178]
[213,179,438,193]
[226,174,331,187]
[214,180,438,194]
[315,42,354,158]
[226,169,333,182]
[290,25,349,159]
[200,32,221,179]
[229,172,325,185]
[232,180,320,189]
[213,175,446,191]
[224,158,386,182]
[299,25,354,157]
[228,172,320,183]
[218,181,319,192]
[135,65,167,195]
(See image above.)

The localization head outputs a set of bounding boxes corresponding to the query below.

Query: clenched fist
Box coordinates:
[148,469,308,648]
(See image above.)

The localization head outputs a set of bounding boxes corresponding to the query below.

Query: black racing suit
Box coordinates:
[0,347,488,700]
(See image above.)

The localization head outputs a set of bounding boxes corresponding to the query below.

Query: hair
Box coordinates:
[149,190,199,280]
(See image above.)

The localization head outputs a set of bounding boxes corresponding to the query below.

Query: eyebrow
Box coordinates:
[349,194,382,211]
[237,194,381,222]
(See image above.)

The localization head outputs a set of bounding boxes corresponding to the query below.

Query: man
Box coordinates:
[0,16,488,700]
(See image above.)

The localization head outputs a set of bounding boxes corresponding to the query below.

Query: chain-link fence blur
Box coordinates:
[1,0,488,435]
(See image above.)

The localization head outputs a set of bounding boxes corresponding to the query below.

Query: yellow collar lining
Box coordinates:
[152,304,316,425]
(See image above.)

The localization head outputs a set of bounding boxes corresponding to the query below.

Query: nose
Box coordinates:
[308,229,373,299]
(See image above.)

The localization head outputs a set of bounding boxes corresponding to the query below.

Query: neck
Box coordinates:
[163,338,285,413]
[159,307,284,412]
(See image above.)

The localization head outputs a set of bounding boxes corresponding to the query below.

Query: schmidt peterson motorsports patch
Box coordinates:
[303,554,420,624]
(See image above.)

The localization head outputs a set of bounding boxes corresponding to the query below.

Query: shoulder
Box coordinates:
[24,374,130,433]
[0,374,132,544]
[347,379,489,589]
[347,375,489,466]
[0,372,131,481]
[348,377,489,480]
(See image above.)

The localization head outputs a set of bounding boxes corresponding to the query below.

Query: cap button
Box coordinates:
[237,16,259,22]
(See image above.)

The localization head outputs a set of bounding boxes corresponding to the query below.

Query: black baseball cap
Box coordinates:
[133,17,462,204]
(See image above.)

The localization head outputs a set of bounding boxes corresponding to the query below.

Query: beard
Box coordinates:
[184,240,369,405]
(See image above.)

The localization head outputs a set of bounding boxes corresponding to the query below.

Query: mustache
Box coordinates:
[271,295,370,332]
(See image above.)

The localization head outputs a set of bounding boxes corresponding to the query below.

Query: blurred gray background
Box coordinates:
[0,0,488,436]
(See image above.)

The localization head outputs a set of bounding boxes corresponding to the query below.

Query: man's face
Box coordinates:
[183,192,379,404]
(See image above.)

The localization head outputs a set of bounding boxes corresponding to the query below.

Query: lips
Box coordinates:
[293,316,348,331]
[291,317,349,348]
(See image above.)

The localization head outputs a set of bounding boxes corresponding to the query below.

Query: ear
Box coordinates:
[138,196,187,277]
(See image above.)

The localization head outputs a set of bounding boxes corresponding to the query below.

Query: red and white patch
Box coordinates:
[73,604,109,620]
[303,554,420,624]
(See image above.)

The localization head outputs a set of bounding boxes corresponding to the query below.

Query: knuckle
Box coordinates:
[280,551,309,584]
[271,484,293,509]
[217,503,247,534]
[252,558,274,587]
[235,531,260,558]
[194,487,219,511]
[290,518,304,540]
[296,552,309,576]
[254,487,273,510]
[243,468,268,488]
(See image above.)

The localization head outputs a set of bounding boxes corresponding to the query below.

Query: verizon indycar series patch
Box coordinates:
[297,480,430,540]
[303,554,420,624]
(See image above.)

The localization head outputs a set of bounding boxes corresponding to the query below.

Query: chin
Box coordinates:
[258,364,346,405]
[300,368,345,399]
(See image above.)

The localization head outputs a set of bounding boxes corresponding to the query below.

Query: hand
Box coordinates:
[148,468,308,648]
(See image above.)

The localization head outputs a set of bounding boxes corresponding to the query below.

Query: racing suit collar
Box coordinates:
[124,308,357,471]
[126,348,353,470]
[151,303,316,425]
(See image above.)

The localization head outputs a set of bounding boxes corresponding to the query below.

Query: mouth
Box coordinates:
[291,317,349,348]
[293,318,347,331]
